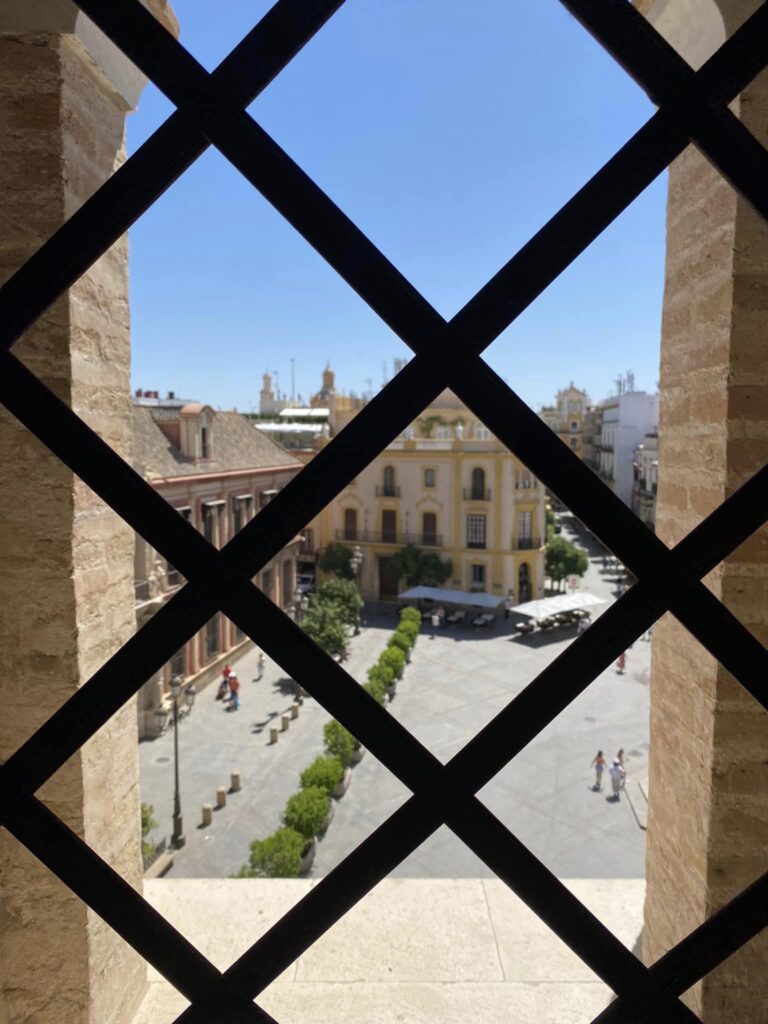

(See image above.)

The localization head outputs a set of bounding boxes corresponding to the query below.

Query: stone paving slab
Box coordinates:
[132,878,645,1024]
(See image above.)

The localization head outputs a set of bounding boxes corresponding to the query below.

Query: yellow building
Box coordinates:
[539,384,590,458]
[317,390,545,602]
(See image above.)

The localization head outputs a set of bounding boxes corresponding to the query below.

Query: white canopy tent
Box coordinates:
[509,592,607,618]
[398,586,504,609]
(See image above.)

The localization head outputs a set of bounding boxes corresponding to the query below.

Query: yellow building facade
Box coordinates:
[539,384,590,458]
[316,390,546,602]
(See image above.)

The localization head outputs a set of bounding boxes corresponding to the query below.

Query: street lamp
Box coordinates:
[293,588,310,625]
[350,544,363,634]
[169,675,196,850]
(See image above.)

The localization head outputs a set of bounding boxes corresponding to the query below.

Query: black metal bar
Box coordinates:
[0,0,347,351]
[593,870,768,1023]
[560,0,768,224]
[0,1,764,1019]
[4,797,273,1023]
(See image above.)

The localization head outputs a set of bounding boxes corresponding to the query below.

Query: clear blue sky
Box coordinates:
[128,0,666,413]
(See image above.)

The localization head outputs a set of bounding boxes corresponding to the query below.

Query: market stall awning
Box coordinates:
[398,586,503,609]
[509,592,607,618]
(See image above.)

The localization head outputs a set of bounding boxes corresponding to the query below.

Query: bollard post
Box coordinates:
[290,702,299,720]
[216,786,227,809]
[269,726,279,744]
[281,714,290,732]
[201,804,213,828]
[230,771,241,792]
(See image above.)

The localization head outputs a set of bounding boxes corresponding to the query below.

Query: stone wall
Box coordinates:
[0,3,175,1022]
[639,1,768,1019]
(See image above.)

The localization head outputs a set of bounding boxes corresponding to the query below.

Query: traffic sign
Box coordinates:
[568,575,580,590]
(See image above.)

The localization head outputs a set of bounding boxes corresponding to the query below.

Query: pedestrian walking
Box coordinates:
[642,625,653,642]
[256,651,265,681]
[591,750,606,791]
[226,672,240,710]
[617,748,629,788]
[504,594,513,620]
[430,611,440,639]
[215,673,230,701]
[609,759,625,800]
[616,651,627,674]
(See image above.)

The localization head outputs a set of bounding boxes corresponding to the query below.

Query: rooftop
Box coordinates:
[132,406,301,480]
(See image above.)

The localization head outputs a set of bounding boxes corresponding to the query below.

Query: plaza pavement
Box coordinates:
[140,519,651,880]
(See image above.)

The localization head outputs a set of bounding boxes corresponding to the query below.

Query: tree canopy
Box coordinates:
[314,577,363,629]
[300,599,348,657]
[391,544,452,587]
[316,542,355,580]
[545,535,589,590]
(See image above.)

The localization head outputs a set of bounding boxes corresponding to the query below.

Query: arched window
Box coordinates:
[471,467,486,500]
[382,465,397,497]
[518,562,532,603]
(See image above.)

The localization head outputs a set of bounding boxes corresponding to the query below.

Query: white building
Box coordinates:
[598,391,659,507]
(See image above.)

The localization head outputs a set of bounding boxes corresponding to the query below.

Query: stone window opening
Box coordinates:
[0,1,766,1023]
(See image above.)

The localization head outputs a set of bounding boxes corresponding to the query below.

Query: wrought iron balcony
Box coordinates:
[512,537,542,551]
[463,488,492,500]
[375,485,401,497]
[334,529,442,547]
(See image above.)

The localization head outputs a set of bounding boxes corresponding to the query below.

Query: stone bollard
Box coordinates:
[230,771,241,792]
[216,786,227,809]
[281,714,290,732]
[290,701,299,720]
[201,804,213,828]
[269,726,279,744]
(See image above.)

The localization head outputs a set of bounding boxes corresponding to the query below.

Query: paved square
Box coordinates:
[140,522,650,880]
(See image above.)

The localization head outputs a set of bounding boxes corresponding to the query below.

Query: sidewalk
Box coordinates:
[139,614,393,878]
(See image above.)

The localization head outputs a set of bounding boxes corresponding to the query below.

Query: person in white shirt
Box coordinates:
[609,759,625,800]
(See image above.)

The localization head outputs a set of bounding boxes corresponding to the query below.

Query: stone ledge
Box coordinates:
[132,879,644,1024]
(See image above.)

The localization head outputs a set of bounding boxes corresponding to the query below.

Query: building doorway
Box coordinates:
[518,563,532,603]
[378,556,400,599]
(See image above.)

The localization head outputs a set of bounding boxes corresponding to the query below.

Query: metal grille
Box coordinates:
[0,1,767,1021]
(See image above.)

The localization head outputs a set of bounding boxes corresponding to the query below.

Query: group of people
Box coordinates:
[591,748,629,799]
[216,664,240,711]
[214,651,266,711]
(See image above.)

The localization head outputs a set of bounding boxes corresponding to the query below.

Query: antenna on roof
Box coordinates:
[626,370,635,392]
[382,361,388,387]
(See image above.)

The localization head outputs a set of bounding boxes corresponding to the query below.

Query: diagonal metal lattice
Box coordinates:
[0,0,766,1022]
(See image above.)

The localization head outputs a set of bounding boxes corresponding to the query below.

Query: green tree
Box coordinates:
[283,787,330,839]
[545,536,589,590]
[392,544,452,587]
[301,599,348,657]
[324,720,357,767]
[545,505,557,543]
[240,828,306,878]
[300,755,345,794]
[317,542,354,579]
[314,577,363,629]
[141,803,158,862]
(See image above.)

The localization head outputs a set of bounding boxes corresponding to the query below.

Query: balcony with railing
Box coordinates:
[511,536,542,551]
[463,488,491,501]
[335,529,442,547]
[375,485,401,497]
[134,579,150,602]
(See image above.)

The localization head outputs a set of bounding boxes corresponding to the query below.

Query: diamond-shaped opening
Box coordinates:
[249,0,655,319]
[476,647,650,884]
[479,174,666,530]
